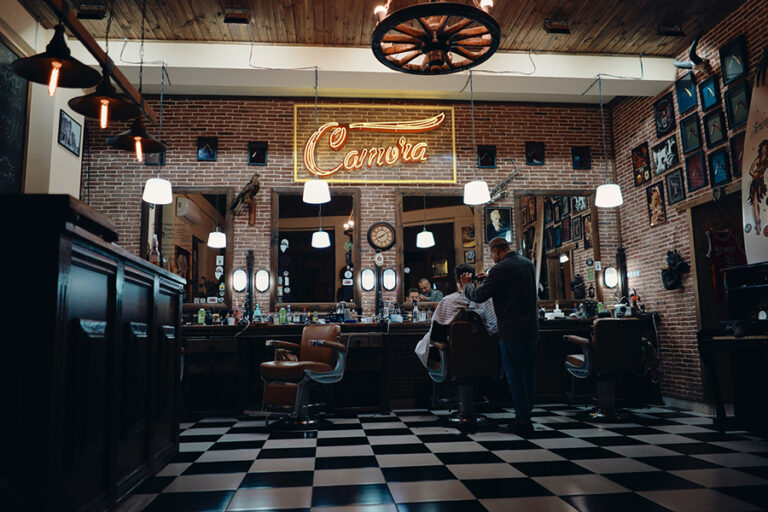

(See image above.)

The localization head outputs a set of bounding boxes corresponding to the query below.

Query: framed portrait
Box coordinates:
[583,214,593,249]
[719,34,748,86]
[248,141,268,165]
[552,199,562,223]
[484,206,512,243]
[708,147,731,187]
[145,141,166,166]
[703,108,727,149]
[631,142,652,186]
[665,168,686,206]
[478,145,496,168]
[461,225,476,248]
[197,137,218,161]
[680,114,702,154]
[562,216,571,242]
[464,250,476,264]
[560,195,570,216]
[646,182,667,227]
[554,225,562,248]
[684,150,708,192]
[545,226,554,251]
[698,75,721,111]
[653,92,676,138]
[544,201,553,224]
[571,146,591,170]
[572,196,588,213]
[651,135,679,176]
[58,109,81,157]
[572,215,583,241]
[725,82,751,130]
[675,71,697,114]
[730,131,745,178]
[525,141,545,165]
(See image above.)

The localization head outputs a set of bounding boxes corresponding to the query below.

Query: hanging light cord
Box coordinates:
[423,196,427,229]
[470,69,478,181]
[105,0,114,55]
[598,76,610,183]
[318,203,323,231]
[139,0,146,95]
[313,66,319,181]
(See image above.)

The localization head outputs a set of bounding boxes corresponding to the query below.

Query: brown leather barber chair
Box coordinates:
[427,317,499,426]
[260,324,347,427]
[564,318,650,421]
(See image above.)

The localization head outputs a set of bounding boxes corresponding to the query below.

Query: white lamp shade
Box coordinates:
[142,177,172,204]
[311,229,331,248]
[360,268,376,291]
[559,253,570,263]
[603,266,619,288]
[595,183,623,208]
[463,180,491,205]
[255,269,270,292]
[207,229,226,248]
[416,229,435,248]
[303,179,331,204]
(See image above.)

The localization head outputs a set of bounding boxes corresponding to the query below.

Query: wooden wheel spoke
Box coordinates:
[391,50,421,67]
[382,33,422,44]
[443,18,473,36]
[452,47,481,61]
[453,38,491,47]
[383,43,420,55]
[451,26,490,40]
[436,15,449,33]
[417,17,434,38]
[393,23,425,38]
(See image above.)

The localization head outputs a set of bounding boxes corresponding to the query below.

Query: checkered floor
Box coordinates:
[117,404,768,512]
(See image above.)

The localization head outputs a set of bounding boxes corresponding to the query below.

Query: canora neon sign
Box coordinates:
[303,112,445,177]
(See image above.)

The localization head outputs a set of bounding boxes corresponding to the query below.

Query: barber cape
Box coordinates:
[414,292,498,368]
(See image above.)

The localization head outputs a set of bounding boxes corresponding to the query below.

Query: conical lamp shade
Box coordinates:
[207,229,226,248]
[463,180,491,205]
[106,116,167,154]
[69,71,141,125]
[416,229,435,248]
[303,178,330,204]
[311,230,331,248]
[595,182,623,208]
[11,24,101,90]
[142,177,172,204]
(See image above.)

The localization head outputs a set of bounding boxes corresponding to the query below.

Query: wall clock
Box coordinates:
[367,222,396,251]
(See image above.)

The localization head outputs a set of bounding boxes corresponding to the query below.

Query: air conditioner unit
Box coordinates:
[176,197,202,225]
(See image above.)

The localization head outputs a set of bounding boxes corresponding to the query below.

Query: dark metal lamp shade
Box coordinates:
[106,116,166,154]
[68,72,141,122]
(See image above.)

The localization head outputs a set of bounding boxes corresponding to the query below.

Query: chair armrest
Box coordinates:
[265,340,300,351]
[563,334,590,347]
[430,341,447,351]
[309,339,347,353]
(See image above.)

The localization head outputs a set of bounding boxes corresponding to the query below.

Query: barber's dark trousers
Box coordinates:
[500,338,538,421]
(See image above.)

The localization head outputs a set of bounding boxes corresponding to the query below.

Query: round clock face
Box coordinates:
[367,222,396,251]
[344,270,353,279]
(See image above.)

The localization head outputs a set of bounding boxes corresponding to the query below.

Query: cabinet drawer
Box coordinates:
[185,339,237,353]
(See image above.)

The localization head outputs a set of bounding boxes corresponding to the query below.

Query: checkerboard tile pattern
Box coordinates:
[117,405,768,511]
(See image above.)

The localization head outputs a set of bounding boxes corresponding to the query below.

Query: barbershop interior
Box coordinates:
[4,0,768,510]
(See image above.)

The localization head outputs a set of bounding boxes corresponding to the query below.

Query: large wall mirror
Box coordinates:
[140,186,234,309]
[396,191,482,303]
[271,188,361,309]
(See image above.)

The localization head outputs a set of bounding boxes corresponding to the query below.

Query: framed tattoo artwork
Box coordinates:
[719,35,748,86]
[525,142,545,165]
[730,131,745,178]
[197,137,218,161]
[685,150,708,192]
[725,81,751,130]
[58,109,81,157]
[632,142,652,186]
[651,135,680,176]
[464,250,476,264]
[561,216,571,242]
[571,146,591,170]
[680,114,702,154]
[554,225,562,248]
[708,147,731,187]
[478,145,496,168]
[698,75,721,111]
[544,201,553,225]
[560,195,570,216]
[572,196,588,213]
[572,215,583,241]
[653,92,676,138]
[248,141,268,165]
[646,181,667,227]
[675,71,697,114]
[145,142,166,165]
[703,108,727,149]
[583,214,593,249]
[665,168,686,206]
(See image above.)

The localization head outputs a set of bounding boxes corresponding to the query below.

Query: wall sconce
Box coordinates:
[361,268,376,291]
[232,269,248,292]
[382,268,397,291]
[255,269,270,292]
[603,266,619,288]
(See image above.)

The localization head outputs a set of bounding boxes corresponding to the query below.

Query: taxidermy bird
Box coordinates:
[231,172,261,215]
[674,33,711,75]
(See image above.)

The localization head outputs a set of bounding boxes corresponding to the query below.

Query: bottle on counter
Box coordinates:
[197,307,206,325]
[253,303,261,320]
[302,308,308,323]
[279,307,287,325]
[412,301,419,322]
[286,304,292,323]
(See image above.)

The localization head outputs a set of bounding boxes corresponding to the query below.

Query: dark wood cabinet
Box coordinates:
[0,195,184,511]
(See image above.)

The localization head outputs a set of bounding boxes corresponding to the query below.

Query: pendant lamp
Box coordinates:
[141,65,171,204]
[303,67,330,204]
[594,76,623,208]
[11,24,101,96]
[416,196,435,248]
[208,194,227,248]
[463,70,491,205]
[311,203,331,249]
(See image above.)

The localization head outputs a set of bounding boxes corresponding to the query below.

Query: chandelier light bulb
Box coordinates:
[303,178,331,204]
[595,182,623,208]
[142,177,172,204]
[463,180,491,205]
[48,61,61,96]
[134,136,143,162]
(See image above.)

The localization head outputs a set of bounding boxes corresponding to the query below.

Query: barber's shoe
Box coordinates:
[502,419,534,435]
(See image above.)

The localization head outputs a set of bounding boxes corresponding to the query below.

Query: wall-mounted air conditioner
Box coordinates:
[176,196,202,225]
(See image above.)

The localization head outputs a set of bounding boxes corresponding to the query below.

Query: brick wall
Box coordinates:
[611,0,768,401]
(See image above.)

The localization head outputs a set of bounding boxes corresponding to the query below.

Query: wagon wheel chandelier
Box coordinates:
[371,0,500,75]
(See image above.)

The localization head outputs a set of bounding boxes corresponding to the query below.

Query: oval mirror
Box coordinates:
[255,269,270,293]
[361,268,376,291]
[232,268,248,292]
[603,266,619,288]
[382,268,397,291]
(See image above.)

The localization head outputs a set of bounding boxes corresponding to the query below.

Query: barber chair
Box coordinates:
[260,325,347,427]
[564,318,650,421]
[427,318,499,426]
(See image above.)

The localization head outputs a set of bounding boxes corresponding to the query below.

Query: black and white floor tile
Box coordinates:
[116,404,768,511]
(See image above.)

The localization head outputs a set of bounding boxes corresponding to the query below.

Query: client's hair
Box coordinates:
[454,263,476,281]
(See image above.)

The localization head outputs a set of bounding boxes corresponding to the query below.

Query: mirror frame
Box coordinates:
[270,187,361,311]
[140,186,235,311]
[395,189,483,303]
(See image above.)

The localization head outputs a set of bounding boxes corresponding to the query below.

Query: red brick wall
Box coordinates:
[611,0,768,401]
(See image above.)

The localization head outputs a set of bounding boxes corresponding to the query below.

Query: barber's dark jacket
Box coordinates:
[463,252,538,344]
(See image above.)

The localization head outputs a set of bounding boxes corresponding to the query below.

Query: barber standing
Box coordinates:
[460,237,539,434]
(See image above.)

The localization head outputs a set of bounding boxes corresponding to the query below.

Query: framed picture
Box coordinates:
[572,196,588,213]
[653,92,676,138]
[544,201,553,224]
[461,225,476,248]
[545,226,554,251]
[631,142,652,186]
[571,146,591,170]
[583,214,593,249]
[560,195,570,216]
[464,250,476,264]
[478,145,496,168]
[646,182,667,227]
[561,216,571,242]
[552,199,562,223]
[665,168,686,206]
[698,75,721,111]
[197,137,217,161]
[708,147,731,187]
[525,141,545,165]
[57,109,81,157]
[730,131,745,178]
[684,150,708,192]
[572,215,583,241]
[248,141,268,165]
[554,225,562,248]
[651,135,680,176]
[145,141,166,166]
[675,71,697,114]
[703,108,727,149]
[725,82,751,130]
[680,114,702,154]
[719,34,748,86]
[485,206,512,243]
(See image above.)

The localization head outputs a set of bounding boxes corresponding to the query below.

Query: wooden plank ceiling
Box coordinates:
[20,0,745,57]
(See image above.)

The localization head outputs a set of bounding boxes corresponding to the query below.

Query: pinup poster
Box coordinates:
[743,52,768,263]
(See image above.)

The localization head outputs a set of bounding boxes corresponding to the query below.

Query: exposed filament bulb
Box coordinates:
[48,61,62,96]
[134,136,143,162]
[99,99,109,129]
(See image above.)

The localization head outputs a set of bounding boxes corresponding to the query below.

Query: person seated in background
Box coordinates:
[418,277,444,302]
[414,264,497,368]
[405,288,420,306]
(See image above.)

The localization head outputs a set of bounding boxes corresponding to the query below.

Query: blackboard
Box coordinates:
[0,39,29,194]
